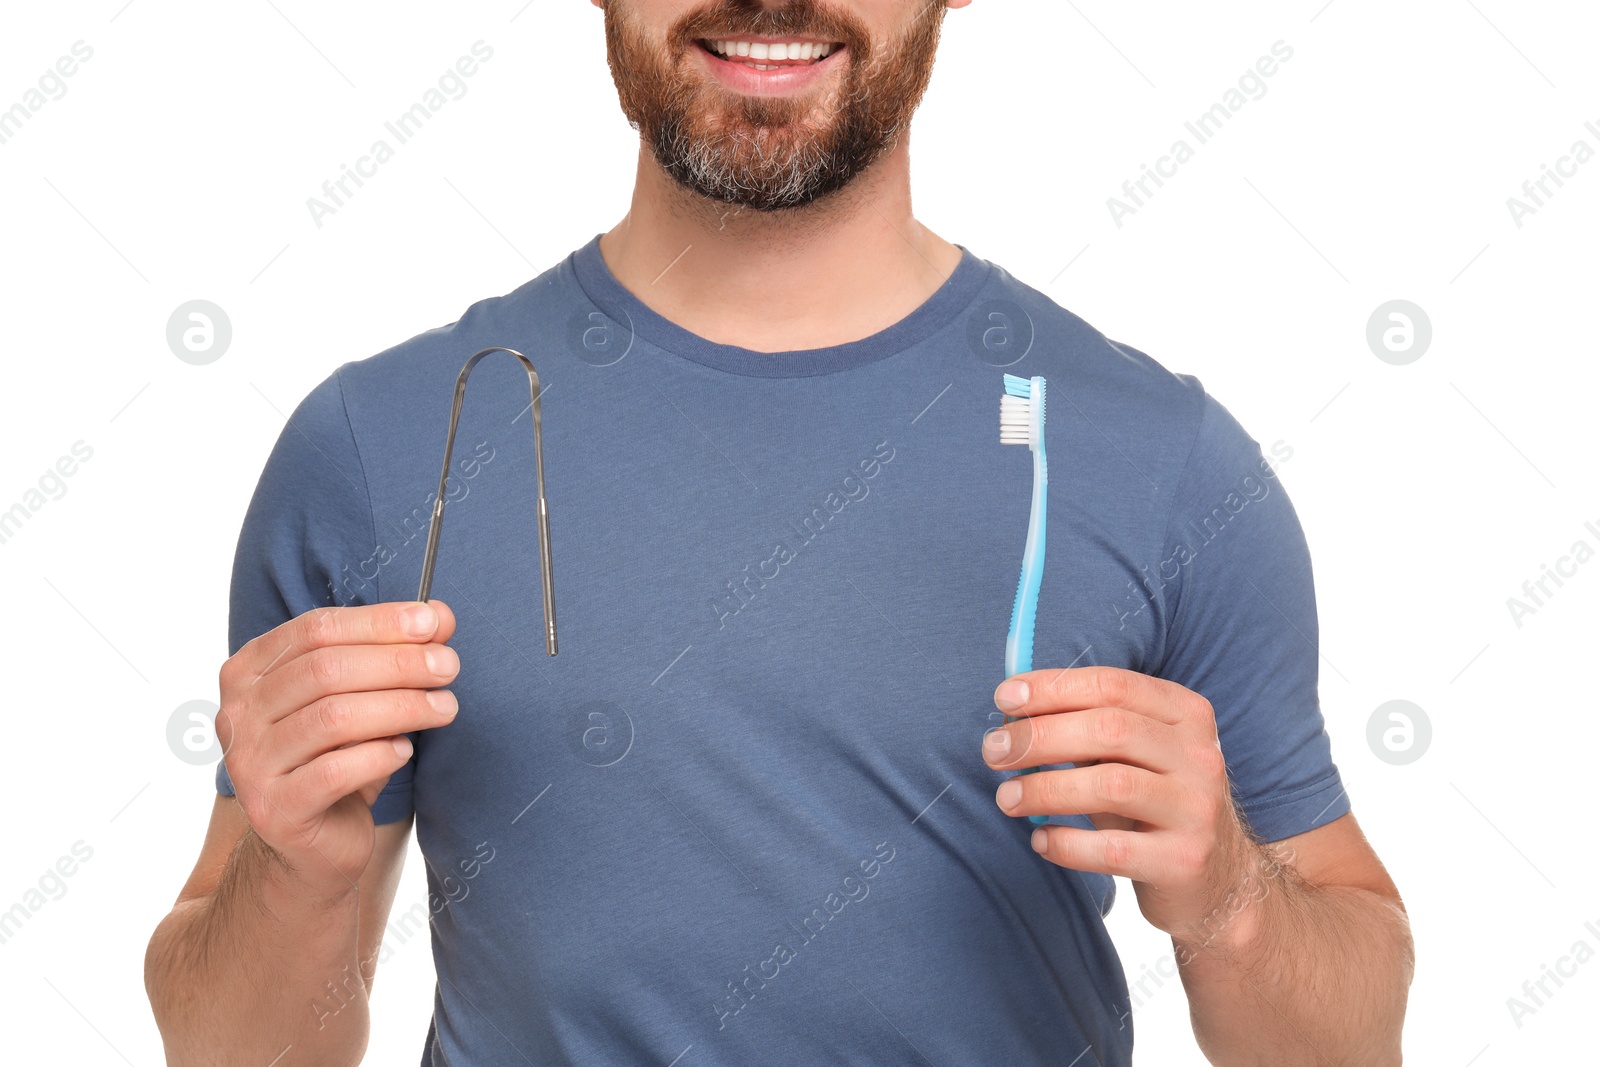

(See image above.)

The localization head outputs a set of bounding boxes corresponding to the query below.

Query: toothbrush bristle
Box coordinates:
[999,375,1042,445]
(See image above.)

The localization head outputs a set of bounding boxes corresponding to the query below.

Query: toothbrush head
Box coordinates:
[1000,373,1045,450]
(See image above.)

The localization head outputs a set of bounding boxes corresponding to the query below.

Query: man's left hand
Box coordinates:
[983,666,1266,941]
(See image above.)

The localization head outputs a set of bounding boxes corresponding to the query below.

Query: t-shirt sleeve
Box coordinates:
[1153,388,1349,843]
[213,366,416,825]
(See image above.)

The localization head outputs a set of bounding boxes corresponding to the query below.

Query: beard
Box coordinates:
[602,0,947,212]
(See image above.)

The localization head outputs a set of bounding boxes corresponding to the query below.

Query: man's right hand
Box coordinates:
[214,599,459,899]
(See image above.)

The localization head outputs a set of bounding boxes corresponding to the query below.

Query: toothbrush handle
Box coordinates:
[1005,715,1050,828]
[1005,446,1050,827]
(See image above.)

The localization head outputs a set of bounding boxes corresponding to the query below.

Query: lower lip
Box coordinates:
[695,42,845,95]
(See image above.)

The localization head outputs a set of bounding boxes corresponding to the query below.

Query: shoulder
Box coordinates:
[333,252,580,415]
[974,256,1210,436]
[970,255,1238,499]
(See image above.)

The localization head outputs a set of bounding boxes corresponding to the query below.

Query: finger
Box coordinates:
[993,665,1199,726]
[1028,824,1151,880]
[266,688,457,772]
[994,763,1182,826]
[256,639,461,726]
[233,600,457,686]
[983,707,1184,774]
[277,735,416,822]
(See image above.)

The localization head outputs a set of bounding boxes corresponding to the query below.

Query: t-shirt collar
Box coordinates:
[570,232,990,378]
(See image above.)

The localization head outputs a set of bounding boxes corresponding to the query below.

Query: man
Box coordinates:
[145,1,1414,1063]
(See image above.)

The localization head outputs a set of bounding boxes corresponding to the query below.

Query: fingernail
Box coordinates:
[1030,828,1048,853]
[404,604,437,637]
[426,689,458,717]
[996,778,1022,811]
[392,735,414,759]
[995,679,1028,712]
[426,646,460,678]
[983,729,1011,760]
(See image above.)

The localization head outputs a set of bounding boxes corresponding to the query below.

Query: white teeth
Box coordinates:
[706,39,835,63]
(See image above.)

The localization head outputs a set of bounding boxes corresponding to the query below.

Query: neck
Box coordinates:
[597,134,962,353]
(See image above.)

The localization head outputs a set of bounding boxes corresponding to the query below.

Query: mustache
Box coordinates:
[670,0,869,54]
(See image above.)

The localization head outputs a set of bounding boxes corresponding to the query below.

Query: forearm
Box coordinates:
[1175,844,1414,1066]
[145,831,372,1067]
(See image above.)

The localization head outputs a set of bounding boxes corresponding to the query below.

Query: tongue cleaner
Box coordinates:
[418,347,558,656]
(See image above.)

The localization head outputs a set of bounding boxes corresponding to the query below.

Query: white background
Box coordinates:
[1,1,1596,1063]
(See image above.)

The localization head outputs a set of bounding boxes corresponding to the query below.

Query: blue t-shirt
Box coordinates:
[216,235,1348,1066]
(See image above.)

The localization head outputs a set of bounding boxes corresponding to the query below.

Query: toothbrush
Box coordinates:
[999,372,1051,827]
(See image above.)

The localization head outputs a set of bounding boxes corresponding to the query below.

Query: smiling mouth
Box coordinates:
[696,37,846,71]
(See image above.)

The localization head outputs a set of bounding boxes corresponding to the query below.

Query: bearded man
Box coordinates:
[146,3,1414,1064]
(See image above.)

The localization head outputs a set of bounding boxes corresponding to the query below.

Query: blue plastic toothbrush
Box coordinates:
[999,372,1051,827]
